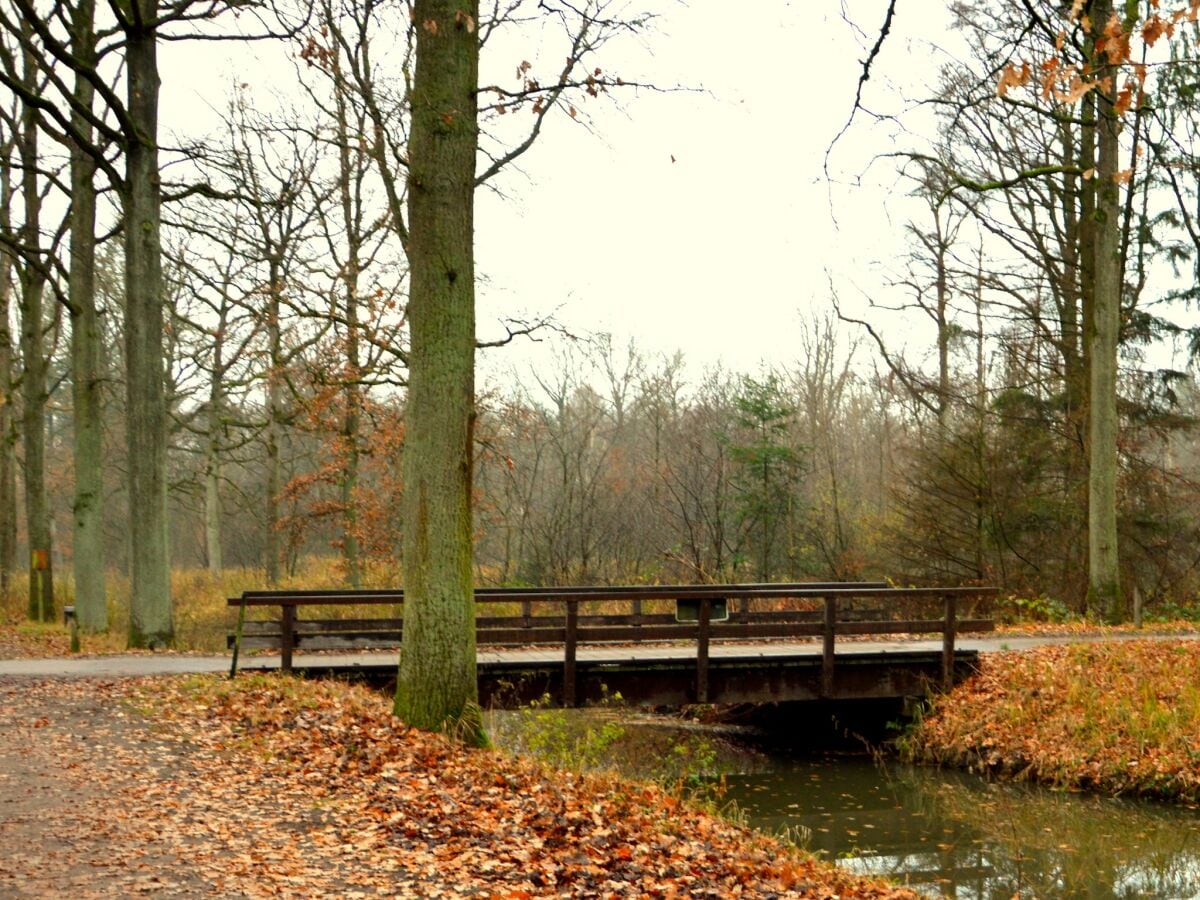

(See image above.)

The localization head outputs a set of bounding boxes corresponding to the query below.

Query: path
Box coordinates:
[0,677,455,897]
[0,631,1195,678]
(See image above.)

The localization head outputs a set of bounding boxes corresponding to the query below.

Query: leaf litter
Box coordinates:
[901,640,1200,803]
[1,673,915,898]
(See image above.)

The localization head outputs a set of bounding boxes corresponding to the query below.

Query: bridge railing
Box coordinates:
[228,583,997,702]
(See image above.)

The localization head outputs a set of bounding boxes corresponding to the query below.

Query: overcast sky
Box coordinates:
[472,1,955,376]
[161,2,981,380]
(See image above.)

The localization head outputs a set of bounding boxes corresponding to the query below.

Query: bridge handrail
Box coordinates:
[227,583,997,702]
[231,581,893,605]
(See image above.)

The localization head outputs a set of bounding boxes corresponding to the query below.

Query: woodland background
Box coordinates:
[2,0,1200,633]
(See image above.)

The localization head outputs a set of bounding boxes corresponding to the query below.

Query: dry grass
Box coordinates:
[900,641,1200,802]
[0,557,404,656]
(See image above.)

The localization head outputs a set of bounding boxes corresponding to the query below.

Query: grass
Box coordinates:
[899,640,1200,803]
[0,558,403,655]
[0,558,829,655]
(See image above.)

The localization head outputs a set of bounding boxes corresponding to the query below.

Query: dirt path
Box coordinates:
[0,678,216,896]
[0,678,443,898]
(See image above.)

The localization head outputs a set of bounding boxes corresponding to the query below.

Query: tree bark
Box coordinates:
[18,25,52,622]
[334,77,362,588]
[69,0,107,631]
[0,139,18,596]
[204,304,227,576]
[394,0,482,741]
[264,256,283,585]
[124,3,172,646]
[1086,0,1123,621]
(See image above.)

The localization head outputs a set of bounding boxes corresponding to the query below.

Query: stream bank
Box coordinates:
[488,641,1200,897]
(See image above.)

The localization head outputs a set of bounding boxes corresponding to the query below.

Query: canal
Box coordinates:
[487,706,1200,898]
[724,755,1200,898]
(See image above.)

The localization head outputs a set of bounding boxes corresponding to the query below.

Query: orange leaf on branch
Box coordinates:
[1098,14,1131,64]
[997,61,1031,97]
[1114,85,1134,116]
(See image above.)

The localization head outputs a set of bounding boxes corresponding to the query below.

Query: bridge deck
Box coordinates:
[231,638,982,706]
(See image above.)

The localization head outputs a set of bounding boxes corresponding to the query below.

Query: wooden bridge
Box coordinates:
[228,582,997,707]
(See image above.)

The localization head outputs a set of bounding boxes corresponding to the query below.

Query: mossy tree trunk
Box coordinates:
[0,156,15,597]
[394,0,482,741]
[17,22,52,623]
[69,0,107,631]
[124,1,172,647]
[1086,0,1123,622]
[333,73,363,588]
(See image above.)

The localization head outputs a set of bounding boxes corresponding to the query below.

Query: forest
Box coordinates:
[2,0,1200,656]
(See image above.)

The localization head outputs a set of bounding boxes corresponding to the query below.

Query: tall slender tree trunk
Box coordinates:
[334,81,362,588]
[395,0,482,740]
[973,245,987,581]
[204,453,222,574]
[264,258,283,585]
[124,4,172,646]
[204,307,227,576]
[933,209,951,435]
[1059,120,1089,607]
[69,0,106,631]
[1087,0,1123,621]
[18,29,52,623]
[0,150,18,596]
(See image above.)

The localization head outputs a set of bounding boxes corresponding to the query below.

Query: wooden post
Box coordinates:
[280,603,295,674]
[63,605,79,654]
[942,594,957,691]
[564,598,578,707]
[1133,585,1142,629]
[631,597,643,625]
[696,597,711,704]
[521,598,532,630]
[229,595,247,678]
[822,595,836,698]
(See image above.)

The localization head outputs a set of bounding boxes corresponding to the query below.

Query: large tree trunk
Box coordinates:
[1086,0,1123,621]
[124,4,172,646]
[395,0,482,741]
[69,0,107,631]
[18,29,52,623]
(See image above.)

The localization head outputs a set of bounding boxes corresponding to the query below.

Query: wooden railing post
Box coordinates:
[564,599,578,707]
[696,597,711,704]
[280,603,295,674]
[631,597,643,625]
[521,599,532,630]
[942,593,957,690]
[821,595,836,698]
[229,595,247,679]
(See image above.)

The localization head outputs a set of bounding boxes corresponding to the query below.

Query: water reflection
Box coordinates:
[723,759,1200,898]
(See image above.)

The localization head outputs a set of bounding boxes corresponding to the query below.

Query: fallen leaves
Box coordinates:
[902,641,1200,803]
[2,673,917,897]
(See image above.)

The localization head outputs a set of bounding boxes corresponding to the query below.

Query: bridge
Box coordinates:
[228,582,997,707]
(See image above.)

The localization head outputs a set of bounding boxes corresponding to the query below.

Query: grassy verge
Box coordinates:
[0,559,407,656]
[134,673,914,898]
[899,641,1200,803]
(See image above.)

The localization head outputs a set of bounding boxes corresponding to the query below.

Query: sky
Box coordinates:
[470,1,956,376]
[157,2,985,382]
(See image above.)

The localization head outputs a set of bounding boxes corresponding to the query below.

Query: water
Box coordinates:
[723,757,1200,899]
[486,708,1200,897]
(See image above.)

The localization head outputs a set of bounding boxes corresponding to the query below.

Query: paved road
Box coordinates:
[0,631,1196,678]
